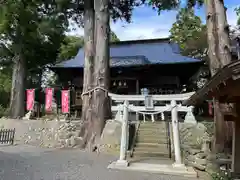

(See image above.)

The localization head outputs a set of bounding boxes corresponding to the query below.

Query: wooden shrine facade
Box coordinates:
[184,60,240,177]
[53,62,202,95]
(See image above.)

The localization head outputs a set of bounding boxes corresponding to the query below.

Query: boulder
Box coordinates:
[195,157,207,166]
[100,120,122,146]
[180,122,211,150]
[72,137,84,148]
[189,162,206,171]
[189,149,202,155]
[205,162,219,174]
[196,152,208,159]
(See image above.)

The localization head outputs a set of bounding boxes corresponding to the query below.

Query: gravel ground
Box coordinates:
[0,145,199,180]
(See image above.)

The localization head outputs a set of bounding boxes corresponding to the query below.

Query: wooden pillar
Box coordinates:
[136,79,140,121]
[117,100,129,166]
[136,79,139,94]
[232,103,240,176]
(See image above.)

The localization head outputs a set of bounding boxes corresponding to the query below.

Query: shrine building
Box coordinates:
[51,38,203,99]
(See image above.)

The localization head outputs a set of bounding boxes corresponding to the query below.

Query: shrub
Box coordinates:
[0,105,9,118]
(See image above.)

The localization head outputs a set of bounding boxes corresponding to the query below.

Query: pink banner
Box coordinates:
[26,89,35,111]
[61,90,70,113]
[45,88,53,112]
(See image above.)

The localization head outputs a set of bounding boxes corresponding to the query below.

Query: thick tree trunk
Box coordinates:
[81,0,96,148]
[9,54,26,118]
[81,0,110,151]
[205,0,221,76]
[205,0,233,153]
[214,0,232,66]
[81,0,95,122]
[205,0,224,153]
[214,0,233,153]
[90,0,110,148]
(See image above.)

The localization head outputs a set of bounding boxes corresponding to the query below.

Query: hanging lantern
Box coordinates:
[113,81,116,86]
[119,81,122,86]
[123,81,127,86]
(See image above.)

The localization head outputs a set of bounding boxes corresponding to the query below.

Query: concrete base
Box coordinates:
[108,162,197,178]
[172,163,186,169]
[115,160,129,167]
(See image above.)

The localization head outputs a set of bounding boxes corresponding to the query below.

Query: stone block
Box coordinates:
[205,162,219,174]
[195,158,207,166]
[196,152,208,159]
[190,162,206,171]
[100,120,122,146]
[189,149,202,155]
[187,155,195,162]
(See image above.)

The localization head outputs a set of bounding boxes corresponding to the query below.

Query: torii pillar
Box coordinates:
[171,100,185,168]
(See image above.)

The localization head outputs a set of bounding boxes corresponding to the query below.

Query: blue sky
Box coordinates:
[69,0,239,40]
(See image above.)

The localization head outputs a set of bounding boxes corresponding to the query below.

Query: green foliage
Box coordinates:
[169,8,207,60]
[58,31,120,62]
[0,105,8,117]
[110,31,120,42]
[60,0,204,24]
[0,0,70,89]
[58,36,84,62]
[0,71,11,106]
[0,67,12,111]
[211,171,232,180]
[235,7,240,25]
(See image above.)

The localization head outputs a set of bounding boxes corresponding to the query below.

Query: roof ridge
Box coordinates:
[110,38,170,45]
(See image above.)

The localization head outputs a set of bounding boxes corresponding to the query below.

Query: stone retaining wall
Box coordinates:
[0,118,84,148]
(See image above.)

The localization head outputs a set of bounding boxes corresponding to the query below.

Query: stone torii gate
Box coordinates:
[116,100,186,167]
[108,92,197,176]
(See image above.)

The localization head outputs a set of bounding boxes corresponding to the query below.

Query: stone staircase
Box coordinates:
[132,121,171,159]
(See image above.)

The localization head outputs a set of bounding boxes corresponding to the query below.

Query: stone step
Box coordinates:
[139,124,167,128]
[137,133,168,139]
[138,131,168,136]
[137,135,169,142]
[136,137,169,144]
[135,142,169,149]
[138,126,168,130]
[141,121,167,124]
[133,151,170,158]
[137,134,168,140]
[138,128,168,133]
[140,122,165,125]
[138,126,168,131]
[134,145,168,152]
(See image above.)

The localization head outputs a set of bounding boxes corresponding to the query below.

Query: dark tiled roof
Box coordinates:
[54,38,201,68]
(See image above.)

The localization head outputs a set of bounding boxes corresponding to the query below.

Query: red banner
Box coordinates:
[26,89,35,111]
[61,90,70,113]
[45,88,53,112]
